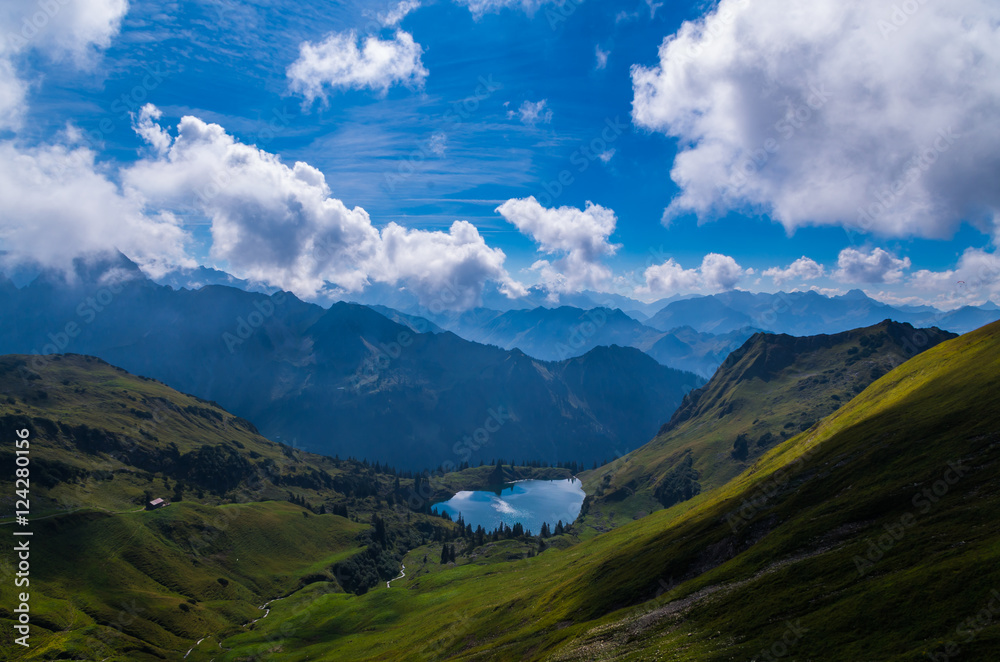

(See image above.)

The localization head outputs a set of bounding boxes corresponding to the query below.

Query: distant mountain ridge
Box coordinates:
[645,288,999,336]
[136,261,1000,374]
[0,254,701,469]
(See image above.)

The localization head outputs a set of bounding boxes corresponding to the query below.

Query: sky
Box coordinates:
[0,0,998,311]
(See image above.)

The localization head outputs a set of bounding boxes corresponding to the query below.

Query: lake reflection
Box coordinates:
[432,478,585,535]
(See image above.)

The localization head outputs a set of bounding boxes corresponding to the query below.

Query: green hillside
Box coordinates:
[0,355,454,660]
[210,320,999,661]
[580,320,955,529]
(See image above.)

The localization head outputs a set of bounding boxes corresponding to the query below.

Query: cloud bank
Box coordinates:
[123,106,522,308]
[632,0,1000,240]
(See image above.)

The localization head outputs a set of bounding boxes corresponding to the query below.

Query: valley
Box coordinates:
[4,0,999,659]
[1,316,997,660]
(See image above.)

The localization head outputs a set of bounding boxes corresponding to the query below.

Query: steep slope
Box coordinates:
[583,320,956,526]
[0,256,701,469]
[0,355,419,660]
[212,320,1000,661]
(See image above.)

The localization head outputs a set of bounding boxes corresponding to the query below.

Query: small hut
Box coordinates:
[146,498,169,511]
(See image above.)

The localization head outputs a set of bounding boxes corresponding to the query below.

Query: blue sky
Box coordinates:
[2,0,999,310]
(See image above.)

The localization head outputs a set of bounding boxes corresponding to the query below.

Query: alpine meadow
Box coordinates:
[1,0,999,660]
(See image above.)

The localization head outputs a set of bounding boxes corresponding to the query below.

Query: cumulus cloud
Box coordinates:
[0,141,191,277]
[638,253,746,296]
[122,108,521,308]
[381,221,526,309]
[377,0,421,26]
[497,196,620,293]
[0,0,176,278]
[287,30,427,102]
[0,0,128,62]
[764,256,825,286]
[908,248,1000,307]
[834,247,910,284]
[631,0,1000,239]
[0,0,128,129]
[0,60,27,131]
[508,99,552,125]
[595,46,609,70]
[132,103,171,155]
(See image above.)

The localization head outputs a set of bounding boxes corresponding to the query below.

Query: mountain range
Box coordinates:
[0,255,700,469]
[3,314,997,660]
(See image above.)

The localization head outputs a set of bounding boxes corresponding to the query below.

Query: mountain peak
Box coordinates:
[840,288,870,300]
[32,250,147,289]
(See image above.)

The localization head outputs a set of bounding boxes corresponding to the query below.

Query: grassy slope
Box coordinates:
[218,321,1000,661]
[580,320,954,530]
[0,355,405,660]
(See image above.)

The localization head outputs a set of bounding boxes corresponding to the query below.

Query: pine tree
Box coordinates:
[490,460,505,485]
[440,544,448,564]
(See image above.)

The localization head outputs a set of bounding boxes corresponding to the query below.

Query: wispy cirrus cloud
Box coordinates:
[377,0,421,27]
[508,99,552,125]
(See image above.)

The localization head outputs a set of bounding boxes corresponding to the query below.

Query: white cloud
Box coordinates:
[0,141,191,276]
[834,247,910,284]
[0,60,27,131]
[497,196,620,293]
[381,220,526,309]
[122,109,521,308]
[428,131,447,157]
[377,0,421,27]
[0,0,128,62]
[454,0,546,18]
[0,0,173,278]
[908,248,1000,307]
[598,148,616,163]
[632,0,1000,240]
[595,46,609,70]
[639,253,746,296]
[0,0,129,130]
[764,256,825,286]
[808,286,847,298]
[132,103,171,155]
[508,99,552,125]
[287,30,427,102]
